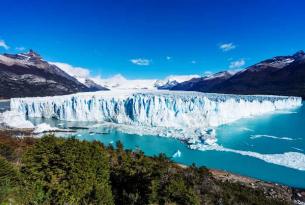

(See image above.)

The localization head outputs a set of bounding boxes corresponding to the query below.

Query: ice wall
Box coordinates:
[10,90,302,128]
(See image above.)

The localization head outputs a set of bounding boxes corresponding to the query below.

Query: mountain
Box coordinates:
[92,74,158,90]
[171,51,305,98]
[76,78,109,92]
[171,71,235,91]
[155,74,200,90]
[0,50,107,98]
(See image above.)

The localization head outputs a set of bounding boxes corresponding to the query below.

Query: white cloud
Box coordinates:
[50,62,90,78]
[191,60,197,64]
[219,43,236,52]
[203,71,213,76]
[50,61,202,90]
[166,56,172,60]
[130,58,151,66]
[0,40,9,50]
[15,46,25,51]
[229,59,245,69]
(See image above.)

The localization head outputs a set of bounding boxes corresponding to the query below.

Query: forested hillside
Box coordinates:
[0,132,296,205]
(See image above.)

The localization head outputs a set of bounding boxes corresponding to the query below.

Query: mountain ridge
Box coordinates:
[0,50,108,99]
[171,50,305,98]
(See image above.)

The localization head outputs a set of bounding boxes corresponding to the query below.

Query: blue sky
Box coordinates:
[1,0,305,79]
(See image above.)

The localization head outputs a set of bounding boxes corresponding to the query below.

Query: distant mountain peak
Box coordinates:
[3,49,44,64]
[292,50,305,60]
[26,49,42,59]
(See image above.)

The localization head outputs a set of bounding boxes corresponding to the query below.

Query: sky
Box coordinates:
[1,0,305,79]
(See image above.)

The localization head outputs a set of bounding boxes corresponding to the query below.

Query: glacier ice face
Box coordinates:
[10,90,302,125]
[10,90,302,143]
[10,90,305,170]
[0,110,34,129]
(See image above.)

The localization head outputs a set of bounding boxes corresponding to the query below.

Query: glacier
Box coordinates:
[10,90,302,142]
[9,90,305,171]
[0,110,34,129]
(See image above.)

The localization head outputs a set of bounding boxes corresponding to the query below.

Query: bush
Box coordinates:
[0,156,20,203]
[20,135,114,204]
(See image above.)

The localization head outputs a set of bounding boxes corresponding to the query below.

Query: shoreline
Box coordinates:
[1,128,305,204]
[3,128,305,189]
[176,162,305,204]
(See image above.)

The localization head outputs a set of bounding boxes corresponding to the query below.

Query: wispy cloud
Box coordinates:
[191,60,197,64]
[219,43,236,52]
[0,40,9,50]
[15,46,25,51]
[166,56,172,60]
[51,61,202,90]
[50,62,90,78]
[130,58,151,66]
[229,59,245,69]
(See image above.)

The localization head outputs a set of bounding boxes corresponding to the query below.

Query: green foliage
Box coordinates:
[21,135,114,204]
[109,142,201,205]
[0,156,20,203]
[157,174,201,205]
[0,134,292,205]
[110,142,155,205]
[0,144,15,161]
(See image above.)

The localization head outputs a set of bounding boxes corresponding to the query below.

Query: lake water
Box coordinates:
[23,103,305,188]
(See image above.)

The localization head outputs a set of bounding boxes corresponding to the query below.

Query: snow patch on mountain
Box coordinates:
[155,75,200,89]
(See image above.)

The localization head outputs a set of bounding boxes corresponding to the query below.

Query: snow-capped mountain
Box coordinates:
[76,77,109,91]
[155,75,200,90]
[92,74,158,90]
[171,71,236,91]
[172,51,305,98]
[86,74,200,90]
[0,50,107,98]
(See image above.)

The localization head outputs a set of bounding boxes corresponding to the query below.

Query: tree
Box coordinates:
[0,156,19,203]
[20,135,114,204]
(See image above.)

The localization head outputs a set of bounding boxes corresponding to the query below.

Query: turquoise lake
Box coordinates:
[28,104,305,188]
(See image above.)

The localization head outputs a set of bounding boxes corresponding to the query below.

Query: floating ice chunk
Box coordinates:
[291,147,304,152]
[250,134,294,141]
[172,150,182,158]
[190,143,305,171]
[240,127,254,132]
[33,123,59,134]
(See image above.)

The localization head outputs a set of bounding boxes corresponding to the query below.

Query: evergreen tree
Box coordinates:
[21,135,114,204]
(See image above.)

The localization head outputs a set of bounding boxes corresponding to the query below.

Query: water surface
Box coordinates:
[28,104,305,188]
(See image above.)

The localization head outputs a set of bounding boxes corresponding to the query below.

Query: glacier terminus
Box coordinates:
[10,90,302,146]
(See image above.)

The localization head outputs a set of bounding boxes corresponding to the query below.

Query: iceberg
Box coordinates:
[33,123,59,134]
[172,150,182,158]
[10,90,301,143]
